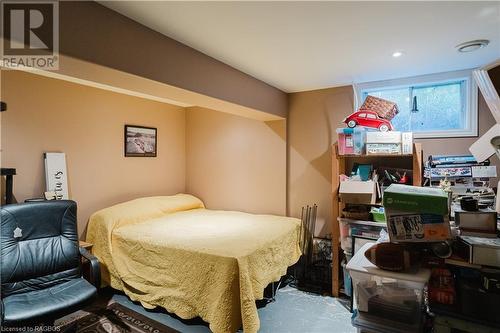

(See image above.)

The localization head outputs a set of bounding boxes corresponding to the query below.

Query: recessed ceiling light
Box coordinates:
[392,51,404,58]
[456,39,489,53]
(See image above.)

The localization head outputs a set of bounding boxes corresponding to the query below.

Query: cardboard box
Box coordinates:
[383,184,449,216]
[383,185,451,242]
[340,180,377,204]
[386,212,451,242]
[455,209,497,232]
[366,143,401,155]
[366,131,402,144]
[456,236,500,268]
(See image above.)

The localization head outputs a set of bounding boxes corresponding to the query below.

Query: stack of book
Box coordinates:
[424,155,496,194]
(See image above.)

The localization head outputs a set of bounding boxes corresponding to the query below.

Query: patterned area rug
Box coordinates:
[59,302,179,333]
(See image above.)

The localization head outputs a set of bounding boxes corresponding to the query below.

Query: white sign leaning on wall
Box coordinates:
[44,152,69,200]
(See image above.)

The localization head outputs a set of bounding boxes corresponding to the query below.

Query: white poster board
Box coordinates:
[44,152,69,200]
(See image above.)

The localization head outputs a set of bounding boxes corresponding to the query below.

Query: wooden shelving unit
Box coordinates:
[331,143,423,297]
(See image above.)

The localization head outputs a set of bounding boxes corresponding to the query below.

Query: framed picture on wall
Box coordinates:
[124,125,157,157]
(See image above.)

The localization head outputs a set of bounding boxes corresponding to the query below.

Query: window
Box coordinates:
[355,70,478,138]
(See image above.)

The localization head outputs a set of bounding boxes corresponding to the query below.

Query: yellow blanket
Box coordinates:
[86,194,301,333]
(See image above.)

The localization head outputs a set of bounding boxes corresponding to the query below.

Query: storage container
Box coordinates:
[350,224,383,239]
[339,180,377,204]
[383,184,451,243]
[402,132,413,154]
[352,310,422,333]
[370,207,386,223]
[366,131,401,144]
[342,262,352,297]
[337,127,366,155]
[459,279,500,323]
[340,234,352,254]
[366,143,401,155]
[347,243,431,333]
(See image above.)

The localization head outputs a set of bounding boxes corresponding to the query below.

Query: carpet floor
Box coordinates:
[108,286,356,333]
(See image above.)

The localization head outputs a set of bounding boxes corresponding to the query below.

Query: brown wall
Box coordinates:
[288,86,354,237]
[288,86,498,238]
[186,107,287,215]
[57,1,287,118]
[1,70,186,237]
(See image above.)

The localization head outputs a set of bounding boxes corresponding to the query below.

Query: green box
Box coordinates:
[383,184,448,216]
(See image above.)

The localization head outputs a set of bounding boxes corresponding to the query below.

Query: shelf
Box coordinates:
[338,200,383,206]
[339,154,413,158]
[444,255,482,269]
[330,142,423,297]
[338,217,387,227]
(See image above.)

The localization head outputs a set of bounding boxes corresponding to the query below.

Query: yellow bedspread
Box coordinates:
[86,194,301,333]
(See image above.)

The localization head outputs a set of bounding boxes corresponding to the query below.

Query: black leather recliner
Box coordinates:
[0,200,100,326]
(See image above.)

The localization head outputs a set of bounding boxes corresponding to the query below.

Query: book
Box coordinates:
[428,155,481,167]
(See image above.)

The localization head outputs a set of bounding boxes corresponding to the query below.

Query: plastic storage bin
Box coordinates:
[342,262,352,297]
[352,310,421,333]
[337,127,366,155]
[346,242,431,333]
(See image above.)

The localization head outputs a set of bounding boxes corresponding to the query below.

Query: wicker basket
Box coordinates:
[361,95,399,120]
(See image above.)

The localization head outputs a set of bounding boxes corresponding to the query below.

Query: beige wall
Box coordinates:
[288,85,498,238]
[186,107,287,215]
[1,70,186,237]
[57,1,287,118]
[288,86,354,237]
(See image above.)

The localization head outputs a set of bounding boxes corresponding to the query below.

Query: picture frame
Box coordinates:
[124,125,157,157]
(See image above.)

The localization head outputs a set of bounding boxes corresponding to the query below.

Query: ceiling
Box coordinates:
[99,1,500,93]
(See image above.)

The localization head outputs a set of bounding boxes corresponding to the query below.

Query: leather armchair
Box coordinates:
[0,200,99,326]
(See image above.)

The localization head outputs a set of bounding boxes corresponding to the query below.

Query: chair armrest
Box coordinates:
[79,246,101,289]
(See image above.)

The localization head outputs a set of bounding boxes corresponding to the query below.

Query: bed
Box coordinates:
[86,194,301,333]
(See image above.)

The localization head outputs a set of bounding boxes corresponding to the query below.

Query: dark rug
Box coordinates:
[59,302,180,333]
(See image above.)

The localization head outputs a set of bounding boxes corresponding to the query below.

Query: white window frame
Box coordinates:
[354,69,478,139]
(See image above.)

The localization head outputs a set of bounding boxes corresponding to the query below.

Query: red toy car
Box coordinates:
[343,110,394,132]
